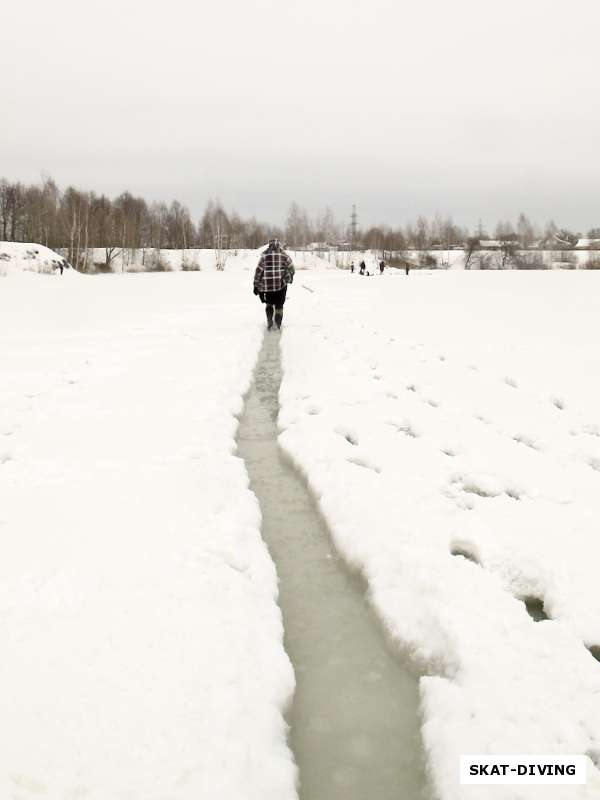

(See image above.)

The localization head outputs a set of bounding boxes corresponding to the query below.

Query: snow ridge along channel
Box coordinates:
[237,332,426,800]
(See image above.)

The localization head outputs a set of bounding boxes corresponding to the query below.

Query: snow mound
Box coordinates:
[0,242,69,276]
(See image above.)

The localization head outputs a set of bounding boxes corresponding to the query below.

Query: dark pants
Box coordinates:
[264,286,287,307]
[264,286,287,328]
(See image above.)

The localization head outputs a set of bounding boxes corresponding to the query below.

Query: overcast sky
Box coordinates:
[2,0,599,231]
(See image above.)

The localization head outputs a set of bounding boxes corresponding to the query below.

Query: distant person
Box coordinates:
[350,262,355,274]
[359,260,366,275]
[405,263,410,276]
[253,239,295,331]
[379,260,385,275]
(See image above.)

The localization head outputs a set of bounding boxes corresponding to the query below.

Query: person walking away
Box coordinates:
[359,260,366,275]
[405,263,410,276]
[253,239,295,330]
[379,259,385,275]
[350,261,355,274]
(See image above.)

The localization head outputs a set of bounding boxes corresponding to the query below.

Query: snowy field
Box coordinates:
[279,270,600,799]
[0,269,296,799]
[2,254,600,800]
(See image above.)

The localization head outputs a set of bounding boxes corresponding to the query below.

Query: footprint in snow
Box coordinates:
[450,539,481,565]
[582,424,600,438]
[551,396,566,410]
[570,423,600,439]
[453,475,522,501]
[386,421,419,439]
[335,427,359,446]
[307,406,320,416]
[513,433,541,451]
[586,645,600,664]
[521,596,549,622]
[504,376,518,388]
[347,456,381,474]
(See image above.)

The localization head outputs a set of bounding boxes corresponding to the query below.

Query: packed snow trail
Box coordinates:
[237,332,426,800]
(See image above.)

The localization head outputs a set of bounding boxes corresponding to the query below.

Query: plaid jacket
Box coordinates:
[253,246,295,293]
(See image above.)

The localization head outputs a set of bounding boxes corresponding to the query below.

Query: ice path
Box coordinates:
[236,333,426,800]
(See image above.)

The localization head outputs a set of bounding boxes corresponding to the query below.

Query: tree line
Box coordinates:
[1,176,598,271]
[0,176,283,269]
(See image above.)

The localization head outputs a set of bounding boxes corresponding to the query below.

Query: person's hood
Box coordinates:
[264,238,283,253]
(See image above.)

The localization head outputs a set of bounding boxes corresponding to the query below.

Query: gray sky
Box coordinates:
[2,0,599,231]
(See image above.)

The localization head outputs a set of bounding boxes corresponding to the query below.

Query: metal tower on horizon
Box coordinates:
[350,204,358,243]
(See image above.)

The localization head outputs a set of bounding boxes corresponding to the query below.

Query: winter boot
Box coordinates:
[274,308,283,330]
[266,305,274,330]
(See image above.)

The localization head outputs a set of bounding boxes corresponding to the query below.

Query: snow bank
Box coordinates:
[278,270,600,799]
[0,241,68,275]
[0,272,297,799]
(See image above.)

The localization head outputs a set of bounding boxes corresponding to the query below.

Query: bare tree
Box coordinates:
[285,202,311,247]
[516,212,535,249]
[463,236,479,269]
[104,246,122,270]
[213,206,229,270]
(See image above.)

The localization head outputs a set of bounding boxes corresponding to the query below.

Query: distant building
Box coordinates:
[307,242,337,252]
